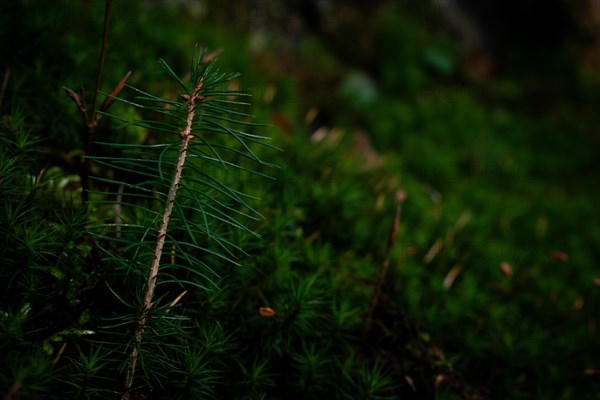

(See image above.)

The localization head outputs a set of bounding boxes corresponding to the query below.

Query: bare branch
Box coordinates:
[100,70,131,112]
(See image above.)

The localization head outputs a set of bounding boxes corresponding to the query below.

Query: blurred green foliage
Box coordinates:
[0,1,599,399]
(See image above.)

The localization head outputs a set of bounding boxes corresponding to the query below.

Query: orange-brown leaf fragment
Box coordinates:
[443,265,462,289]
[500,262,513,278]
[200,48,223,65]
[259,307,277,317]
[549,251,569,263]
[404,376,416,392]
[395,189,407,204]
[572,296,584,311]
[434,374,446,389]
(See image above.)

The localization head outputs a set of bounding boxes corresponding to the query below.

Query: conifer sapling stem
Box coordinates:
[122,79,204,400]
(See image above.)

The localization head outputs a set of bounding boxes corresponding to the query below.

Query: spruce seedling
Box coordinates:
[87,48,273,399]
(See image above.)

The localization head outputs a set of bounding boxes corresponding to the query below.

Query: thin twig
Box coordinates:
[80,0,113,206]
[114,183,124,238]
[91,0,112,125]
[165,290,188,314]
[51,342,68,367]
[3,381,22,400]
[0,65,10,110]
[363,190,406,337]
[122,80,203,400]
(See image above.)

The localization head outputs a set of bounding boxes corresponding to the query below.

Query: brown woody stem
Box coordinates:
[363,190,406,338]
[81,0,112,207]
[122,81,203,400]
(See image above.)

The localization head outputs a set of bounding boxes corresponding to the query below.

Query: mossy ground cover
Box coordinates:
[1,1,599,399]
